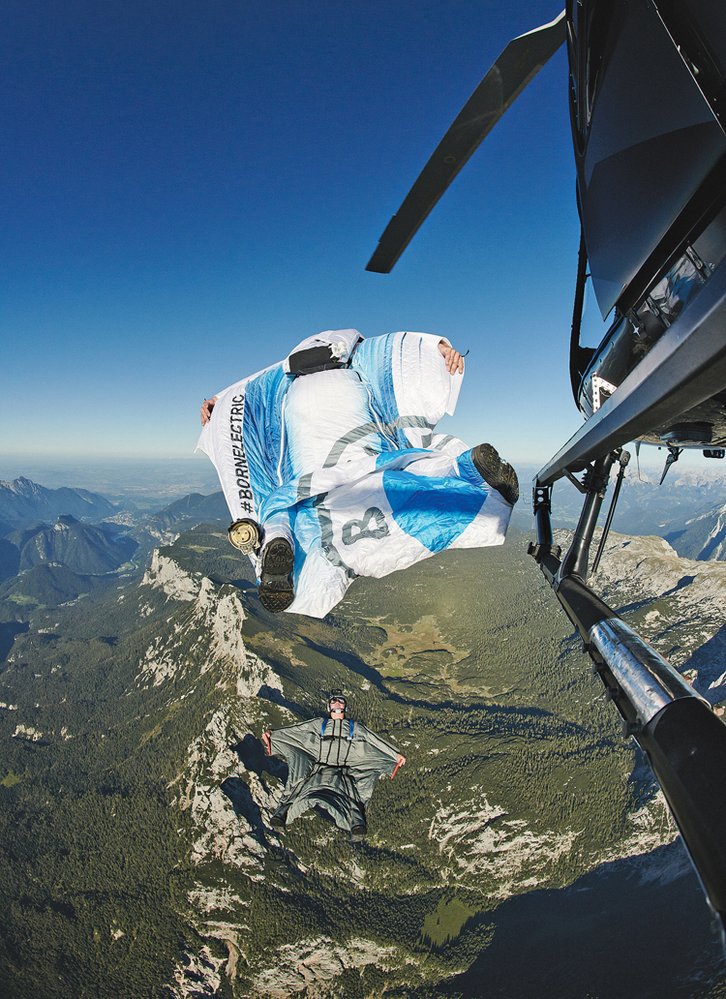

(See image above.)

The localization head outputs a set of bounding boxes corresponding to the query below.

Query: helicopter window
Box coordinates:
[639,248,709,330]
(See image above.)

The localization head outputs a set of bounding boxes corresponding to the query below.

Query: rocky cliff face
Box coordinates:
[668,501,726,562]
[590,531,726,708]
[134,553,291,994]
[145,526,725,997]
[141,548,204,605]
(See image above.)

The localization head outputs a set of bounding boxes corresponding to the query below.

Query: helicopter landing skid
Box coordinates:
[529,453,726,945]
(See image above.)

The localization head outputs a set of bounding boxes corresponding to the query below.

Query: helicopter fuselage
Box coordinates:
[571,0,726,453]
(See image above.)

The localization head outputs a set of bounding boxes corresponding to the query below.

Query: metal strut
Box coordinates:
[558,453,617,582]
[529,455,726,943]
[591,449,630,575]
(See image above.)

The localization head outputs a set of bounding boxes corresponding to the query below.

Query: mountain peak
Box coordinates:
[4,476,41,496]
[142,549,202,602]
[57,514,80,527]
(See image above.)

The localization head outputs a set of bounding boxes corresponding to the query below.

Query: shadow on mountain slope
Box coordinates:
[679,623,726,706]
[0,621,29,662]
[439,843,722,999]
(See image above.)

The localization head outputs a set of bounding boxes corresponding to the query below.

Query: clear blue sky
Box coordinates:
[3,1,586,465]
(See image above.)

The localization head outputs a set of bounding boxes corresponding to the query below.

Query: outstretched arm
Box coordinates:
[391,753,407,779]
[262,722,319,786]
[357,723,407,778]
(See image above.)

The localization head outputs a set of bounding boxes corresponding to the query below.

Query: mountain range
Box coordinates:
[515,463,726,544]
[0,479,229,611]
[0,477,115,531]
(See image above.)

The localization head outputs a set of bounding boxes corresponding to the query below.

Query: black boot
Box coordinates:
[259,538,295,613]
[350,823,367,843]
[471,444,519,505]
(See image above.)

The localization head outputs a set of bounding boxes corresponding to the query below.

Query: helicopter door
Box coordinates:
[575,0,726,319]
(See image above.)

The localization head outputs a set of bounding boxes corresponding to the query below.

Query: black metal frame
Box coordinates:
[530,453,726,941]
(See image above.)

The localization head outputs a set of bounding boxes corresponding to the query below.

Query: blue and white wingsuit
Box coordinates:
[196,329,513,618]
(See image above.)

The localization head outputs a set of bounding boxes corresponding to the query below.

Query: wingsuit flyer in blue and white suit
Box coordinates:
[197,329,518,619]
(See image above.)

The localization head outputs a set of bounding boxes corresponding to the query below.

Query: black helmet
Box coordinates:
[328,689,347,712]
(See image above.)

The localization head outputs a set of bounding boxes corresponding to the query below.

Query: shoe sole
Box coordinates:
[472,444,519,505]
[259,539,295,613]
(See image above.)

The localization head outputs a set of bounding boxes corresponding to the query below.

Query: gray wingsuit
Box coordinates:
[267,717,402,832]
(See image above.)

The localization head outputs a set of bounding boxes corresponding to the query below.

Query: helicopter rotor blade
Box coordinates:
[366,10,567,274]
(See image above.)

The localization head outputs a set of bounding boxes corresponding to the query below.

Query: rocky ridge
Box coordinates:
[669,501,726,561]
[139,560,430,998]
[139,526,726,996]
[589,531,726,708]
[10,515,139,575]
